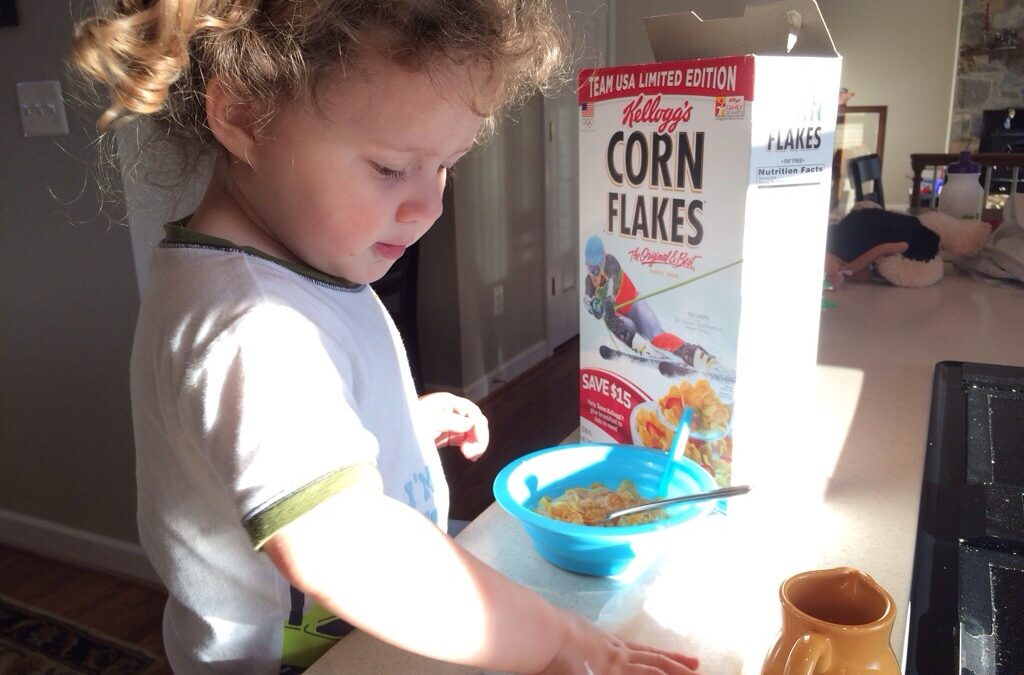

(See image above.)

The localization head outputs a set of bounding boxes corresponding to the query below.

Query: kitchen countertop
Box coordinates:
[308,268,1024,674]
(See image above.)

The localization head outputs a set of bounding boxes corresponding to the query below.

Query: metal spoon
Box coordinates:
[601,484,751,523]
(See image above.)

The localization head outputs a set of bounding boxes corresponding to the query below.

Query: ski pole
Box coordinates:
[614,259,743,310]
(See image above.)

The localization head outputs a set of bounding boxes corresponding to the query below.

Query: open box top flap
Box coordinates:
[644,0,837,61]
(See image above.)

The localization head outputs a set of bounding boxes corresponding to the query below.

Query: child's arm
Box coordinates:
[262,489,700,674]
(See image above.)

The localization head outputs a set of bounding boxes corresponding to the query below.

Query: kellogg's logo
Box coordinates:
[714,96,745,120]
[621,94,692,133]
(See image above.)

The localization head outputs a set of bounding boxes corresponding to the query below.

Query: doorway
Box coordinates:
[543,0,614,350]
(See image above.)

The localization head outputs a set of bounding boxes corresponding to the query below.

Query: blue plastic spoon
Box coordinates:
[657,406,693,498]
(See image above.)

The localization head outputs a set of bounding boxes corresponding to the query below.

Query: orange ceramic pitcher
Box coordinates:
[761,567,900,675]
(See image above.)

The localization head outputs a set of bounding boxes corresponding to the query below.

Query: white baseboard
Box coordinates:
[0,508,161,588]
[428,340,551,403]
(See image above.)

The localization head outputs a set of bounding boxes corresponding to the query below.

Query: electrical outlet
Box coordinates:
[17,80,69,137]
[493,285,504,316]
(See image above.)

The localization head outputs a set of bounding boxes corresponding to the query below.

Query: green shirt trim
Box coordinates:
[161,218,363,291]
[244,463,384,549]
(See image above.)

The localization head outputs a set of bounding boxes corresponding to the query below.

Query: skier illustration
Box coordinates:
[583,234,721,373]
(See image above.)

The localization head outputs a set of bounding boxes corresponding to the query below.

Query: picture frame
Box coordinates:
[831,105,888,212]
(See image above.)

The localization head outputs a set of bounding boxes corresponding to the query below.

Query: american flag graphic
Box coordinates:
[580,102,594,118]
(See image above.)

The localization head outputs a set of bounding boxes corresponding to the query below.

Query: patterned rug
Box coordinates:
[0,594,163,674]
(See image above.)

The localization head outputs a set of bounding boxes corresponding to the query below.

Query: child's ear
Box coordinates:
[206,77,258,167]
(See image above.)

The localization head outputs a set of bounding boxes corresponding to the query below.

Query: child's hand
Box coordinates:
[540,611,700,675]
[420,392,490,461]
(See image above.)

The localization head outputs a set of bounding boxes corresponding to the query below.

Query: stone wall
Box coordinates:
[951,0,1024,151]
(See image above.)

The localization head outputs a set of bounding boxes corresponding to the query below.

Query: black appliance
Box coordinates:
[907,362,1024,675]
[979,109,1024,194]
[979,109,1024,153]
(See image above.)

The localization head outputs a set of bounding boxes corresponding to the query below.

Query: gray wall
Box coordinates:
[417,188,464,390]
[0,1,141,543]
[450,96,548,395]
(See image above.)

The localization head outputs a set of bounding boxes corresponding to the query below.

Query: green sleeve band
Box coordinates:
[244,463,383,549]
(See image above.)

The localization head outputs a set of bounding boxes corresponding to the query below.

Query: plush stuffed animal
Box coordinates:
[824,202,992,288]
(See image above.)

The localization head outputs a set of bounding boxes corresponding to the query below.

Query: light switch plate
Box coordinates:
[17,80,70,137]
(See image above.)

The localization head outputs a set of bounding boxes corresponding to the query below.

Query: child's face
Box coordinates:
[239,56,486,283]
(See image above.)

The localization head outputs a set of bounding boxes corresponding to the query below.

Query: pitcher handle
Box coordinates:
[784,632,832,675]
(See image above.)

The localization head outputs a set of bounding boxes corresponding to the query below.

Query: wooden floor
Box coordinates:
[0,336,579,667]
[0,543,171,673]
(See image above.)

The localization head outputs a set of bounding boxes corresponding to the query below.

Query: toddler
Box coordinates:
[71,1,700,673]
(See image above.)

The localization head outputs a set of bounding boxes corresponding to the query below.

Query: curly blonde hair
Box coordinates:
[71,0,568,144]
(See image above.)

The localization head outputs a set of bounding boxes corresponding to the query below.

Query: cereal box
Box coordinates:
[578,1,841,490]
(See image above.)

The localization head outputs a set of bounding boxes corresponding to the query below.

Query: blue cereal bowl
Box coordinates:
[492,443,718,577]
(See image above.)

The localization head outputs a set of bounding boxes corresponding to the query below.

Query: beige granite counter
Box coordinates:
[308,269,1024,674]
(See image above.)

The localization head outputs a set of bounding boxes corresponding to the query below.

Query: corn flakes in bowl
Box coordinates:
[493,443,718,576]
[535,479,667,527]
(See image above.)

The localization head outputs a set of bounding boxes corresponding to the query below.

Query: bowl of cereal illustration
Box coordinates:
[630,402,673,450]
[493,443,718,576]
[656,379,732,441]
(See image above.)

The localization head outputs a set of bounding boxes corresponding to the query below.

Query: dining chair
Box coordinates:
[847,153,885,207]
[370,241,424,393]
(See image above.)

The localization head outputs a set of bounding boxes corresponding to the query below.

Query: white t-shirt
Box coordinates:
[130,224,448,673]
